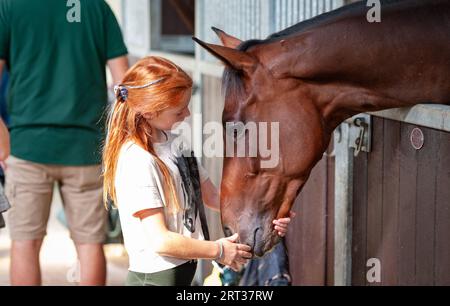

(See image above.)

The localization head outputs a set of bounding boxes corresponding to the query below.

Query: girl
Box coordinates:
[103,56,293,286]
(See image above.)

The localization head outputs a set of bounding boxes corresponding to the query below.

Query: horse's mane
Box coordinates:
[222,0,430,101]
[238,0,425,51]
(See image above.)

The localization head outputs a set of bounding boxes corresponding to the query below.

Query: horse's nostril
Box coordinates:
[251,227,263,246]
[253,227,260,243]
[223,226,233,237]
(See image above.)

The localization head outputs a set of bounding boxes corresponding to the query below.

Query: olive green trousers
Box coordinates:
[125,260,197,286]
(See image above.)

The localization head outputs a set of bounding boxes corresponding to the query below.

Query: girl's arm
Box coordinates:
[201,178,296,236]
[135,208,252,271]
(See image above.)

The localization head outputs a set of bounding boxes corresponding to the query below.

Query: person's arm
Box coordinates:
[0,60,9,163]
[135,208,252,271]
[201,178,296,236]
[107,55,129,86]
[0,117,9,162]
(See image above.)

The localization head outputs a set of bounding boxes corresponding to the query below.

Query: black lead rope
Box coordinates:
[176,151,210,241]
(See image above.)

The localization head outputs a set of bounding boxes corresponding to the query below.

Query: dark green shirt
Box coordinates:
[0,0,128,165]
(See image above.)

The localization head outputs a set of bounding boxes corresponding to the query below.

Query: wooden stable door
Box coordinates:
[352,117,450,286]
[285,145,335,286]
[286,116,450,286]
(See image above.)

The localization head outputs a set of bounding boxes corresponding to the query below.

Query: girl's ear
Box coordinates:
[142,112,156,120]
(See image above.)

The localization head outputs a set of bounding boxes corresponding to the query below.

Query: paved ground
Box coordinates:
[0,184,129,286]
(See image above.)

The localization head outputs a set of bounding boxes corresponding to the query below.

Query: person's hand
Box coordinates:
[273,211,296,237]
[0,161,6,171]
[215,233,252,272]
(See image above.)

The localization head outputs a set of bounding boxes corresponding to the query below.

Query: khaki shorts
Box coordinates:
[4,155,107,243]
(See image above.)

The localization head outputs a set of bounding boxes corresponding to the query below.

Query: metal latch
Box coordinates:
[345,114,372,157]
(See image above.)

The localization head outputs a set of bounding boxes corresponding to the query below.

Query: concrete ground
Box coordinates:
[0,184,129,286]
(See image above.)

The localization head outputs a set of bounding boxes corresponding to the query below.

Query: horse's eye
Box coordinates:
[225,122,245,140]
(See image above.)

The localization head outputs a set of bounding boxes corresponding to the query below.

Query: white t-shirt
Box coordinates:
[115,133,209,273]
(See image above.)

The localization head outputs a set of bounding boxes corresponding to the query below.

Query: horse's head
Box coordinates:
[194,29,329,256]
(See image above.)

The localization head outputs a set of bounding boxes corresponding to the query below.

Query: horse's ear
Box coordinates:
[211,27,243,49]
[192,37,257,73]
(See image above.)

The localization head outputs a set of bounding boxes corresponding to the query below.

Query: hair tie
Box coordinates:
[113,78,166,103]
[114,85,129,102]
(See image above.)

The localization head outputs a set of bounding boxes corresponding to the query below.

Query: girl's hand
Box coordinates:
[273,211,297,237]
[216,233,252,272]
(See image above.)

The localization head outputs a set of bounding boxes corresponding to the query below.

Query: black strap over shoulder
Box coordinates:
[175,151,210,241]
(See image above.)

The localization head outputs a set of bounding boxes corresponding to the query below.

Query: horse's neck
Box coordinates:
[262,0,450,130]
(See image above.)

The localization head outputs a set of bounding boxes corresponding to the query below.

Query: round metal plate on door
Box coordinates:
[410,128,424,150]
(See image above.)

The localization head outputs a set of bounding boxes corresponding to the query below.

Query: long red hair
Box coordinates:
[103,56,193,213]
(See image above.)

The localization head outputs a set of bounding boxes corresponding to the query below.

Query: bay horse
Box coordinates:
[193,0,450,257]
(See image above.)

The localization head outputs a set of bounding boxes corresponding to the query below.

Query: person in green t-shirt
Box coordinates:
[0,0,129,285]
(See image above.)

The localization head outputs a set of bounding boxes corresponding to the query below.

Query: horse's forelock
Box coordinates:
[222,68,246,114]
